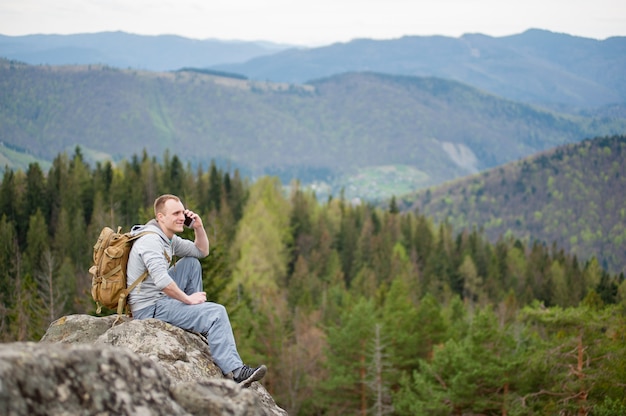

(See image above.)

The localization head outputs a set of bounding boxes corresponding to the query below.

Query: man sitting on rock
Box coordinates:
[126,193,266,387]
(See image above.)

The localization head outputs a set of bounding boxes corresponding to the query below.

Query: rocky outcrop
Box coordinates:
[0,314,287,416]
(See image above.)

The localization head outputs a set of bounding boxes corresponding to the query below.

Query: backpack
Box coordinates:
[89,226,154,316]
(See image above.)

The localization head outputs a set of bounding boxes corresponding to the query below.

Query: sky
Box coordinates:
[1,0,625,46]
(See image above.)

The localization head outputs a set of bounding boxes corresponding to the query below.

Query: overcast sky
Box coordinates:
[1,0,624,46]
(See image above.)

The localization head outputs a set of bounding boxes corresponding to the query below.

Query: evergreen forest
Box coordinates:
[1,148,625,415]
[404,135,626,276]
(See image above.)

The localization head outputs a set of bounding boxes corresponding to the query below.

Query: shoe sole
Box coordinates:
[238,365,267,388]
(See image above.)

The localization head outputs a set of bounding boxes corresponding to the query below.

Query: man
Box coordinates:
[126,194,266,387]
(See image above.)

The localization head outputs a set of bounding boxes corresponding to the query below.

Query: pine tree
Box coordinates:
[36,249,66,327]
[200,217,232,305]
[69,146,94,225]
[52,208,71,262]
[287,254,314,311]
[276,309,327,416]
[224,169,248,224]
[520,304,626,415]
[381,277,421,373]
[549,260,572,306]
[415,293,448,360]
[9,253,45,341]
[505,242,529,303]
[459,254,484,305]
[139,150,159,207]
[24,163,48,222]
[46,153,70,236]
[0,216,18,340]
[70,206,88,268]
[321,297,378,415]
[583,257,603,295]
[24,209,49,278]
[208,161,222,212]
[366,324,394,416]
[395,308,521,415]
[228,176,292,298]
[0,168,28,247]
[0,169,19,222]
[412,213,435,270]
[337,204,360,286]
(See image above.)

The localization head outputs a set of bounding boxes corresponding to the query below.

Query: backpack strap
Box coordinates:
[117,243,170,318]
[117,269,150,316]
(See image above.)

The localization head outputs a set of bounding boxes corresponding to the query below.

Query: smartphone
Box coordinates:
[184,214,195,228]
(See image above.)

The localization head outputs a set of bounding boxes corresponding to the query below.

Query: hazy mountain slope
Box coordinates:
[404,134,626,275]
[3,30,623,110]
[0,32,291,71]
[214,29,626,108]
[1,60,625,199]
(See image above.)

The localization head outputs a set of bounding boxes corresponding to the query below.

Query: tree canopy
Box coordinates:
[0,148,624,415]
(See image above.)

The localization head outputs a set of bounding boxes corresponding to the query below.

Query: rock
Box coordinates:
[0,314,287,416]
[0,342,186,415]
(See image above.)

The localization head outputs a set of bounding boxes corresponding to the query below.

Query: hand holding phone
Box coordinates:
[184,214,195,228]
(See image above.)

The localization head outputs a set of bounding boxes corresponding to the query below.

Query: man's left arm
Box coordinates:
[186,210,209,257]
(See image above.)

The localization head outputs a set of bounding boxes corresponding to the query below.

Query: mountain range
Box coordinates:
[2,29,625,111]
[1,59,625,201]
[212,29,626,110]
[0,31,292,71]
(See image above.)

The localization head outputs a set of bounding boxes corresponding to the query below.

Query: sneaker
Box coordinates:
[233,364,267,387]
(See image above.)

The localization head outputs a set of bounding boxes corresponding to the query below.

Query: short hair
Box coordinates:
[154,194,181,217]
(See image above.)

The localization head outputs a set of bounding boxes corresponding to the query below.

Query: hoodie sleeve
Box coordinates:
[136,233,174,290]
[171,235,207,258]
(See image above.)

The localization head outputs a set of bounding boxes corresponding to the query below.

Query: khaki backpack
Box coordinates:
[89,226,155,316]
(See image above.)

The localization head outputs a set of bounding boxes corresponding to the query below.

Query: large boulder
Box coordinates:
[0,314,287,416]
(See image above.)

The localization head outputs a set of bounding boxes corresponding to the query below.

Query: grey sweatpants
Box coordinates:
[132,257,244,374]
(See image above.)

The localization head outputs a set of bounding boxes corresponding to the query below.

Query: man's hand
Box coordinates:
[186,291,207,305]
[183,209,203,230]
[184,209,209,257]
[163,282,207,304]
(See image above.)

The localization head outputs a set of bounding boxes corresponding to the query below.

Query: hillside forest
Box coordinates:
[1,148,625,415]
[404,134,626,276]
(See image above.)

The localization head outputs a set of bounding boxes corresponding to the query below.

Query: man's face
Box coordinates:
[159,198,186,235]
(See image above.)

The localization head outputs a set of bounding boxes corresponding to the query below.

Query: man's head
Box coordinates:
[154,194,186,238]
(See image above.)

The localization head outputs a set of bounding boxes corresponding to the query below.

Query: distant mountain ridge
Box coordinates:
[403,134,626,275]
[2,29,624,111]
[213,29,626,109]
[1,59,625,201]
[0,31,293,71]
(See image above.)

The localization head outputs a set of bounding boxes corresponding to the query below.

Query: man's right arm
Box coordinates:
[136,234,206,305]
[162,282,207,304]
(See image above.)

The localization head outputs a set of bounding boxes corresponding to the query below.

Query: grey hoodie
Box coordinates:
[126,219,207,312]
